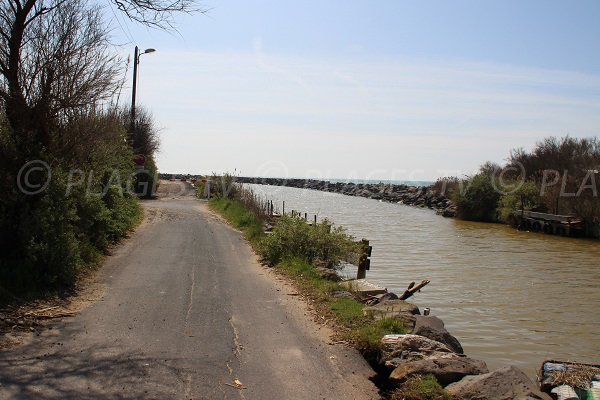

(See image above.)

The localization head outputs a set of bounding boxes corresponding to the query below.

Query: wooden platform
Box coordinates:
[519,210,582,223]
[516,210,584,236]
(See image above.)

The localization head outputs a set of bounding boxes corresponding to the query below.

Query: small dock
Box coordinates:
[516,210,584,236]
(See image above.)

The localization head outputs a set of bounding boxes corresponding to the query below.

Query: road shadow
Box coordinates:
[0,344,191,399]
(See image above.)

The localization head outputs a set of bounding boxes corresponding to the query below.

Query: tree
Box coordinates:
[0,0,202,151]
[0,0,193,297]
[0,0,121,160]
[119,106,160,197]
[507,136,600,217]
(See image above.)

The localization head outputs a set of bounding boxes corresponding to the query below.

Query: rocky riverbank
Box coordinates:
[334,288,552,399]
[236,177,457,217]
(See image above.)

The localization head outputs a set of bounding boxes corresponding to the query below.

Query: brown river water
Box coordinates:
[248,184,600,376]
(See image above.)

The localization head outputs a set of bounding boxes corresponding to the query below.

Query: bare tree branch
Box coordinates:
[111,0,206,29]
[0,0,123,153]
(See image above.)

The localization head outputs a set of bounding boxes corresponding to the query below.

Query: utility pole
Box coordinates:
[131,46,139,130]
[130,46,156,133]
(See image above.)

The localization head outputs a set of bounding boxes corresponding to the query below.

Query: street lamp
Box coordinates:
[130,46,156,129]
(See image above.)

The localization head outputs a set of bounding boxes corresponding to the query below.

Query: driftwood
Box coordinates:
[399,280,430,300]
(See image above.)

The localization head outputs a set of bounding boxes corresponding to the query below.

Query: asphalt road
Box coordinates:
[0,182,378,399]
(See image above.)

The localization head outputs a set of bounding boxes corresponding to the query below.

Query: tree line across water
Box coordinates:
[437,136,600,236]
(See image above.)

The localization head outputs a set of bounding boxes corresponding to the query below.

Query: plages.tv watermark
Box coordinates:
[429,165,598,198]
[16,159,599,199]
[16,159,160,197]
[246,160,599,198]
[485,162,598,197]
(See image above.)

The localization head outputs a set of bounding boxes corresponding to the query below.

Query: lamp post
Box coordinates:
[130,46,156,130]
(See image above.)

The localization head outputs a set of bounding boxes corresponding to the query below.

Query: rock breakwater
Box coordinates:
[236,177,457,217]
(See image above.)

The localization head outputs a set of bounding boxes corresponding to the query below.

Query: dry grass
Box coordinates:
[545,365,600,389]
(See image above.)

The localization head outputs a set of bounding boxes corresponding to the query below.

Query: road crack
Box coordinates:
[225,316,246,399]
[185,267,196,326]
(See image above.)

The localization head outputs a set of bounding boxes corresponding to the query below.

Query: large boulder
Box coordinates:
[412,316,464,354]
[389,356,489,386]
[445,366,552,400]
[363,300,420,330]
[414,315,445,330]
[379,334,459,369]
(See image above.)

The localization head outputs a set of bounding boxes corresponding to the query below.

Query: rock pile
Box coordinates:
[236,177,457,217]
[362,295,551,399]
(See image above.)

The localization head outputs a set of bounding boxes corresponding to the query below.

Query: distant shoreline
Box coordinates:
[235,176,456,217]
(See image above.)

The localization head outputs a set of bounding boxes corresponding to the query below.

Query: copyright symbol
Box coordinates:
[17,160,52,195]
[253,160,290,183]
[491,161,526,195]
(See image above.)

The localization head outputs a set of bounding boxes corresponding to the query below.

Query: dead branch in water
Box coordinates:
[399,279,430,300]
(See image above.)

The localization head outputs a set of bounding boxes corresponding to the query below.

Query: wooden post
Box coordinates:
[314,215,317,226]
[304,212,307,221]
[357,239,370,279]
[283,201,285,215]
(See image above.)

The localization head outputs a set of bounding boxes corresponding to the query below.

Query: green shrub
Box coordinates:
[198,172,237,199]
[133,156,159,199]
[453,173,501,222]
[259,215,359,267]
[431,176,460,198]
[497,181,539,224]
[391,374,453,400]
[0,111,143,303]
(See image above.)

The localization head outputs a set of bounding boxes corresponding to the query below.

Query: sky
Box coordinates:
[108,0,600,181]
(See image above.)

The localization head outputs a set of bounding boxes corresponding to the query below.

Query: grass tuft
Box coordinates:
[356,318,406,351]
[390,374,454,400]
[209,198,264,241]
